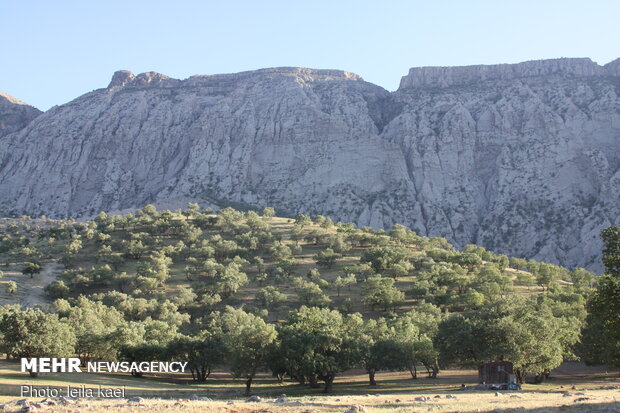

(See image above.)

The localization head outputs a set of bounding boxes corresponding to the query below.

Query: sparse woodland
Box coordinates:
[0,205,617,394]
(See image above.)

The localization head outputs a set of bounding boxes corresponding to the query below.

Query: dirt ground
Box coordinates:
[0,261,62,308]
[0,360,618,412]
[0,389,619,413]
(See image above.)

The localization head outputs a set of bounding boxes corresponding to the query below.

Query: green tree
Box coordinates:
[166,334,225,382]
[321,217,334,229]
[602,226,620,276]
[210,307,277,395]
[44,280,70,299]
[186,202,200,217]
[569,268,595,290]
[22,262,42,278]
[454,253,483,271]
[256,286,286,309]
[294,214,312,228]
[262,207,275,218]
[386,310,441,379]
[344,263,375,282]
[306,268,321,282]
[298,281,331,307]
[277,307,363,392]
[535,263,561,291]
[314,248,341,268]
[436,297,580,383]
[136,253,173,284]
[5,281,17,294]
[118,343,166,377]
[214,262,249,298]
[333,274,356,296]
[61,297,125,363]
[361,275,404,311]
[509,257,528,270]
[580,226,620,369]
[290,225,305,245]
[0,308,75,377]
[269,242,293,262]
[361,246,411,273]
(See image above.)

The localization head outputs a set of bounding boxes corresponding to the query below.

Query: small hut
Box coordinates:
[478,361,514,384]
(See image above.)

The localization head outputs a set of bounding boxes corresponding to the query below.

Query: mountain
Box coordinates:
[0,92,41,137]
[1,58,619,271]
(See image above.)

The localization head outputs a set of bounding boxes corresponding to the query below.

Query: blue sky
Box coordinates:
[1,0,618,110]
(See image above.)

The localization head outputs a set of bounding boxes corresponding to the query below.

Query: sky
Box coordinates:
[1,0,619,110]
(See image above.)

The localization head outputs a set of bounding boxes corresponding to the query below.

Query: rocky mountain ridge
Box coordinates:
[400,57,620,88]
[1,58,618,271]
[0,92,41,137]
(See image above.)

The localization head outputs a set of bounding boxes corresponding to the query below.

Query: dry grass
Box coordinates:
[0,388,619,412]
[0,360,618,412]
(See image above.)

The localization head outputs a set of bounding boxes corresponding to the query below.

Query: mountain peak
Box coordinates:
[0,92,41,137]
[0,91,34,106]
[106,67,363,90]
[107,70,135,88]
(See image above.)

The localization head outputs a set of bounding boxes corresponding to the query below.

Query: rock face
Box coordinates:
[0,58,619,271]
[389,58,620,271]
[0,92,41,137]
[398,57,617,88]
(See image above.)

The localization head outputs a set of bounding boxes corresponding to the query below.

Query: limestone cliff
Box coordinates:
[0,59,618,271]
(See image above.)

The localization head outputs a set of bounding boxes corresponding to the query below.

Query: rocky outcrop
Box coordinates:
[0,92,41,137]
[399,57,613,89]
[0,58,618,271]
[604,57,620,76]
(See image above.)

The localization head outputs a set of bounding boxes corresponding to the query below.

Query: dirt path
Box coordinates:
[19,261,63,308]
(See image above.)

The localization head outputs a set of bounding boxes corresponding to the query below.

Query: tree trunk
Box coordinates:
[431,361,439,379]
[409,364,417,379]
[245,376,253,396]
[197,365,210,382]
[515,369,527,384]
[308,376,320,388]
[323,375,335,393]
[293,374,305,385]
[368,370,377,386]
[534,370,549,384]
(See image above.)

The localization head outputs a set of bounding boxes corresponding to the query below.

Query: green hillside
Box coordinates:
[0,206,589,314]
[0,205,612,394]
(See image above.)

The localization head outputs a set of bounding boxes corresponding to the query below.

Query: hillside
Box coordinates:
[0,58,619,271]
[0,205,612,402]
[0,206,587,317]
